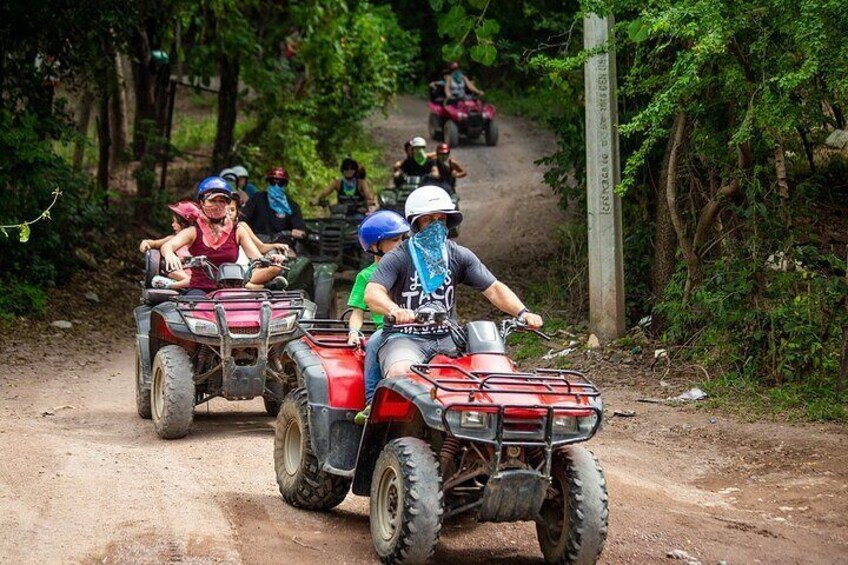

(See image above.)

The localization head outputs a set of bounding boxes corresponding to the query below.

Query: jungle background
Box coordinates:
[2,0,847,422]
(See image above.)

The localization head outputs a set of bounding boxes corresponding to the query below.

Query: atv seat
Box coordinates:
[142,289,179,305]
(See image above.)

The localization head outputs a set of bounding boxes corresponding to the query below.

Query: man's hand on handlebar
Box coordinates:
[520,311,543,329]
[291,229,306,239]
[387,307,416,325]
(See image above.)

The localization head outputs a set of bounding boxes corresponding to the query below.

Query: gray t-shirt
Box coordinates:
[368,240,497,332]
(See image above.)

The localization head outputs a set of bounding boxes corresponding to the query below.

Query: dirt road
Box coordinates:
[1,96,847,565]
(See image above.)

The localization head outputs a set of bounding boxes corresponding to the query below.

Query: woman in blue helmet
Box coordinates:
[160,176,283,293]
[344,211,410,423]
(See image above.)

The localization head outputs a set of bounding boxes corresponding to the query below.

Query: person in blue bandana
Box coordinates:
[241,166,307,241]
[443,61,484,103]
[364,185,543,383]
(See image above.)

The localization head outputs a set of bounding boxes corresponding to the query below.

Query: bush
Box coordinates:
[0,107,106,317]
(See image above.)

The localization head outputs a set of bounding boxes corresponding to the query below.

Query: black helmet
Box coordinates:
[341,158,359,174]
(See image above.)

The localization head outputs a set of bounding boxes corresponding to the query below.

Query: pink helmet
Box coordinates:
[168,201,201,223]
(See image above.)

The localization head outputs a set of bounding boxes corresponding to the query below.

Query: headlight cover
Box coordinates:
[269,313,298,335]
[185,316,219,336]
[445,408,496,441]
[379,190,397,206]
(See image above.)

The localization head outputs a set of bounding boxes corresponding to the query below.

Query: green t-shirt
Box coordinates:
[347,262,383,327]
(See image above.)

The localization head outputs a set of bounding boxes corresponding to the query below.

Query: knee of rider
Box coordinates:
[386,361,411,379]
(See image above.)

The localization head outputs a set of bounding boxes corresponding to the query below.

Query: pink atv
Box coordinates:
[428,85,498,148]
[134,252,316,439]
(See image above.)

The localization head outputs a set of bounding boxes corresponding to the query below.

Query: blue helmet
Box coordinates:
[358,210,410,252]
[196,176,234,201]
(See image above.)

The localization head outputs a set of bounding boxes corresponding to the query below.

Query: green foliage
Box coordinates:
[657,248,847,387]
[0,283,48,319]
[293,2,418,155]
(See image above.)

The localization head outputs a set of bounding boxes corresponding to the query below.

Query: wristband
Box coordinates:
[516,307,529,319]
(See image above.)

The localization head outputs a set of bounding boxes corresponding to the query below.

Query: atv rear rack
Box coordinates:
[410,364,600,400]
[299,318,379,349]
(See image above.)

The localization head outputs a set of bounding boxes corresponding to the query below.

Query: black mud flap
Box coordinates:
[134,306,153,387]
[285,339,363,476]
[477,469,548,523]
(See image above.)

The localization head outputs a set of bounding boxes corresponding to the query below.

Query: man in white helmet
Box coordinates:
[393,136,439,182]
[365,185,543,381]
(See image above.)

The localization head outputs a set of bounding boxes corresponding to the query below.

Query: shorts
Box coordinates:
[377,333,457,378]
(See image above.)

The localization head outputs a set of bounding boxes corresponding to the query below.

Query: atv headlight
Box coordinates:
[460,410,490,429]
[269,313,298,335]
[445,408,496,441]
[552,415,578,432]
[185,316,219,336]
[379,190,397,206]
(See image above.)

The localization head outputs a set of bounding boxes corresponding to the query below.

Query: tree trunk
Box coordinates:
[109,51,128,167]
[664,112,700,302]
[651,122,681,302]
[839,326,848,394]
[213,54,240,170]
[72,90,95,172]
[797,127,815,173]
[130,28,155,159]
[97,92,111,198]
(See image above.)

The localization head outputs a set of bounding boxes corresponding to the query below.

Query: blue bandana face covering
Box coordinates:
[268,183,293,216]
[341,178,357,196]
[409,220,449,294]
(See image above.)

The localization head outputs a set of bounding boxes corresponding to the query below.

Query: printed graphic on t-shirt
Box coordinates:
[397,270,453,335]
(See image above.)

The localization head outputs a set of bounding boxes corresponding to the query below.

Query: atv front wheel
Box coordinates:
[536,446,608,565]
[444,120,460,148]
[274,388,350,510]
[370,438,443,564]
[485,118,499,146]
[151,345,195,439]
[135,346,152,419]
[428,113,443,141]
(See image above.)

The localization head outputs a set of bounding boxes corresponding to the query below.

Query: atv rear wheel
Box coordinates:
[535,446,608,565]
[151,345,195,439]
[274,388,351,510]
[428,113,443,141]
[485,118,499,146]
[370,438,443,564]
[135,346,152,419]
[444,120,459,148]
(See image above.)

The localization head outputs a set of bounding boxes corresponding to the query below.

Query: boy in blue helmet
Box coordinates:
[347,211,410,424]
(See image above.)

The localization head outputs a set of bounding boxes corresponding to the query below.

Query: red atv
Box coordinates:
[134,251,316,439]
[273,306,608,564]
[428,85,499,148]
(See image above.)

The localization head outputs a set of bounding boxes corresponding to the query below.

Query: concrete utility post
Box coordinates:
[584,14,625,340]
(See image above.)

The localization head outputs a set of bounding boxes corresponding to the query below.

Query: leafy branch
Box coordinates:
[0,189,62,243]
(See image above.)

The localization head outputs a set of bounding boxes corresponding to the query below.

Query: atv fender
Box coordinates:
[285,339,362,476]
[134,305,153,387]
[350,376,445,496]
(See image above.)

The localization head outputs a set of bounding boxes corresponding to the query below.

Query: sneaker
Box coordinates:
[267,275,288,290]
[151,275,175,289]
[354,405,371,425]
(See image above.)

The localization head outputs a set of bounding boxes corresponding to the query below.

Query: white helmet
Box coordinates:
[231,165,249,178]
[409,136,427,148]
[405,185,463,231]
[219,168,237,183]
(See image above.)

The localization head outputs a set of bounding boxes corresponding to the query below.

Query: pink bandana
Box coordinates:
[196,217,235,249]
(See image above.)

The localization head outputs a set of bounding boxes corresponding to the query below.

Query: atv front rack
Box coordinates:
[410,364,601,400]
[409,364,603,475]
[299,318,379,349]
